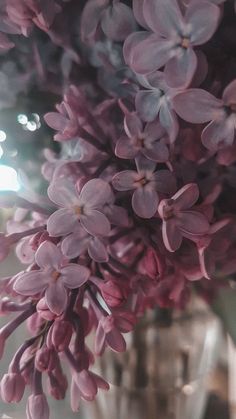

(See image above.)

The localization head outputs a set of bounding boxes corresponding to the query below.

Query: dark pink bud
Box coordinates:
[26,393,49,419]
[0,372,25,403]
[0,331,6,360]
[36,298,57,321]
[48,372,68,400]
[35,346,58,372]
[27,312,45,335]
[100,280,126,307]
[141,247,166,280]
[47,320,73,352]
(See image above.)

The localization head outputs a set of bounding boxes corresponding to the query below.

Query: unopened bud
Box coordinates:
[0,372,25,403]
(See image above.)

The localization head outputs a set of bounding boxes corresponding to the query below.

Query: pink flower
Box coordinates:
[47,178,112,237]
[47,319,73,352]
[115,112,169,162]
[112,156,176,218]
[125,0,220,87]
[71,369,109,411]
[158,183,210,252]
[13,241,90,315]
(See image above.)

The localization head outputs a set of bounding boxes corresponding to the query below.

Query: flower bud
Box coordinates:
[26,393,49,419]
[100,280,126,307]
[0,372,25,403]
[36,297,57,321]
[35,346,58,372]
[47,320,73,352]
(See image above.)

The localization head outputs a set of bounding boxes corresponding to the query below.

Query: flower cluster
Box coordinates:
[0,0,236,418]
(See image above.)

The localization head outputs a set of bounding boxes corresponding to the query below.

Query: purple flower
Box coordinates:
[13,241,90,315]
[0,372,25,403]
[26,393,49,419]
[134,72,179,143]
[112,156,176,218]
[173,80,236,151]
[47,178,112,237]
[124,0,220,87]
[158,183,210,252]
[115,112,169,162]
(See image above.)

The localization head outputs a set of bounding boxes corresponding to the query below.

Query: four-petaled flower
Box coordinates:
[173,80,236,151]
[112,156,176,218]
[158,183,210,252]
[115,112,169,162]
[13,241,90,315]
[47,178,112,237]
[125,0,220,87]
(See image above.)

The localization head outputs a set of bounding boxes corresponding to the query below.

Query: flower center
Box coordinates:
[51,271,60,281]
[74,205,83,216]
[181,37,190,49]
[136,136,145,148]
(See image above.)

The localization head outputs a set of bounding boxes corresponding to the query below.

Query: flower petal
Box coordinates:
[223,80,236,105]
[172,183,199,210]
[135,90,162,122]
[131,34,174,75]
[124,113,143,138]
[79,179,112,208]
[201,119,235,151]
[152,170,176,194]
[173,89,224,123]
[133,0,149,29]
[164,48,197,88]
[143,0,184,37]
[48,178,78,207]
[13,271,48,295]
[143,138,169,162]
[159,100,179,143]
[45,282,68,316]
[177,211,209,235]
[35,241,62,269]
[61,230,89,259]
[162,219,182,252]
[101,3,137,42]
[123,31,150,67]
[80,210,111,236]
[44,112,68,131]
[132,187,159,218]
[60,264,90,288]
[47,208,78,237]
[115,135,138,159]
[88,237,109,262]
[112,170,137,191]
[186,1,220,46]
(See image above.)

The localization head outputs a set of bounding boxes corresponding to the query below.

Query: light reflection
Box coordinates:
[0,130,6,142]
[17,114,28,125]
[26,121,37,131]
[0,145,3,158]
[0,165,20,191]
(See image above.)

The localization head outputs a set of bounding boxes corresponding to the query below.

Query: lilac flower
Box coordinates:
[80,0,136,43]
[115,112,169,162]
[0,372,25,403]
[173,80,236,151]
[133,72,179,143]
[71,369,109,410]
[47,178,112,237]
[13,241,90,315]
[158,183,210,252]
[112,156,176,218]
[62,226,108,263]
[26,393,49,419]
[124,0,220,87]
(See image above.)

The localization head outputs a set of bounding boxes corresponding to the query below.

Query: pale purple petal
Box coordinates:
[48,178,79,207]
[80,0,109,42]
[177,211,209,235]
[61,230,89,259]
[135,90,162,122]
[173,183,199,210]
[131,34,174,75]
[88,237,109,262]
[162,219,182,252]
[135,155,156,174]
[35,241,62,269]
[74,370,97,399]
[60,264,90,288]
[159,101,179,143]
[133,0,149,29]
[47,208,78,237]
[80,210,111,236]
[144,121,166,142]
[173,89,224,123]
[115,135,138,159]
[106,205,129,227]
[123,31,150,67]
[164,48,197,88]
[201,119,234,151]
[186,1,220,46]
[106,329,126,352]
[79,179,112,208]
[143,138,169,162]
[44,112,68,131]
[13,271,48,295]
[101,3,136,41]
[112,170,137,191]
[132,187,159,218]
[143,0,184,36]
[124,113,143,138]
[45,281,68,316]
[222,80,236,105]
[199,247,215,279]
